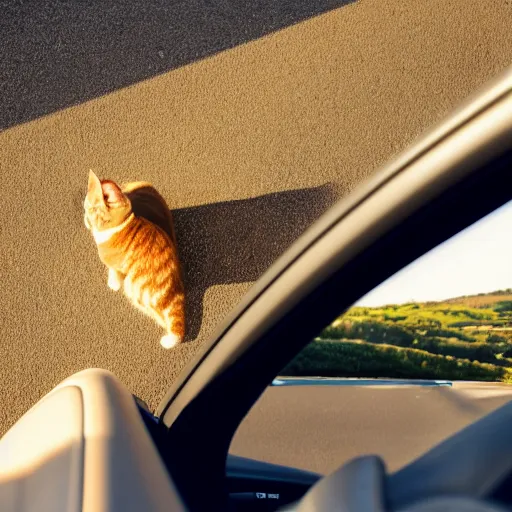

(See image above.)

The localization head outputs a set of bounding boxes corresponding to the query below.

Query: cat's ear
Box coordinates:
[101,180,125,205]
[87,170,104,205]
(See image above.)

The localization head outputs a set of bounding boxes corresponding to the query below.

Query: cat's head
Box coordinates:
[83,171,132,231]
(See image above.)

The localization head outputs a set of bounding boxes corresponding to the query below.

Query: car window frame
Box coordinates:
[154,68,512,511]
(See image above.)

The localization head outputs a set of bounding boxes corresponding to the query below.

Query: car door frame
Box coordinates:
[154,66,512,511]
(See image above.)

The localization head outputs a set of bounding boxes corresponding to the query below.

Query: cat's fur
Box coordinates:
[84,171,185,349]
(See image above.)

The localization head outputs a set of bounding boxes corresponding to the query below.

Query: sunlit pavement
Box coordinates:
[1,0,511,441]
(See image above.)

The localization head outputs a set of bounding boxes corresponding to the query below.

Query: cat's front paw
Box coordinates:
[107,270,122,291]
[84,213,91,230]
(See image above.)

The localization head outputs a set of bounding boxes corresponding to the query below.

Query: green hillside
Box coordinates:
[282,290,512,382]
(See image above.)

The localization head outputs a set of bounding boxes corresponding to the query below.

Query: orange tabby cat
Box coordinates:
[83,171,185,349]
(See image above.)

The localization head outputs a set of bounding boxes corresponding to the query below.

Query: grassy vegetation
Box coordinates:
[282,290,512,382]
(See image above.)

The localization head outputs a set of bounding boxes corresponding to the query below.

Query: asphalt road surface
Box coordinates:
[231,382,512,475]
[1,0,512,436]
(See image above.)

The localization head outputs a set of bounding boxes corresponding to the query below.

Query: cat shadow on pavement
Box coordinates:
[171,183,339,341]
